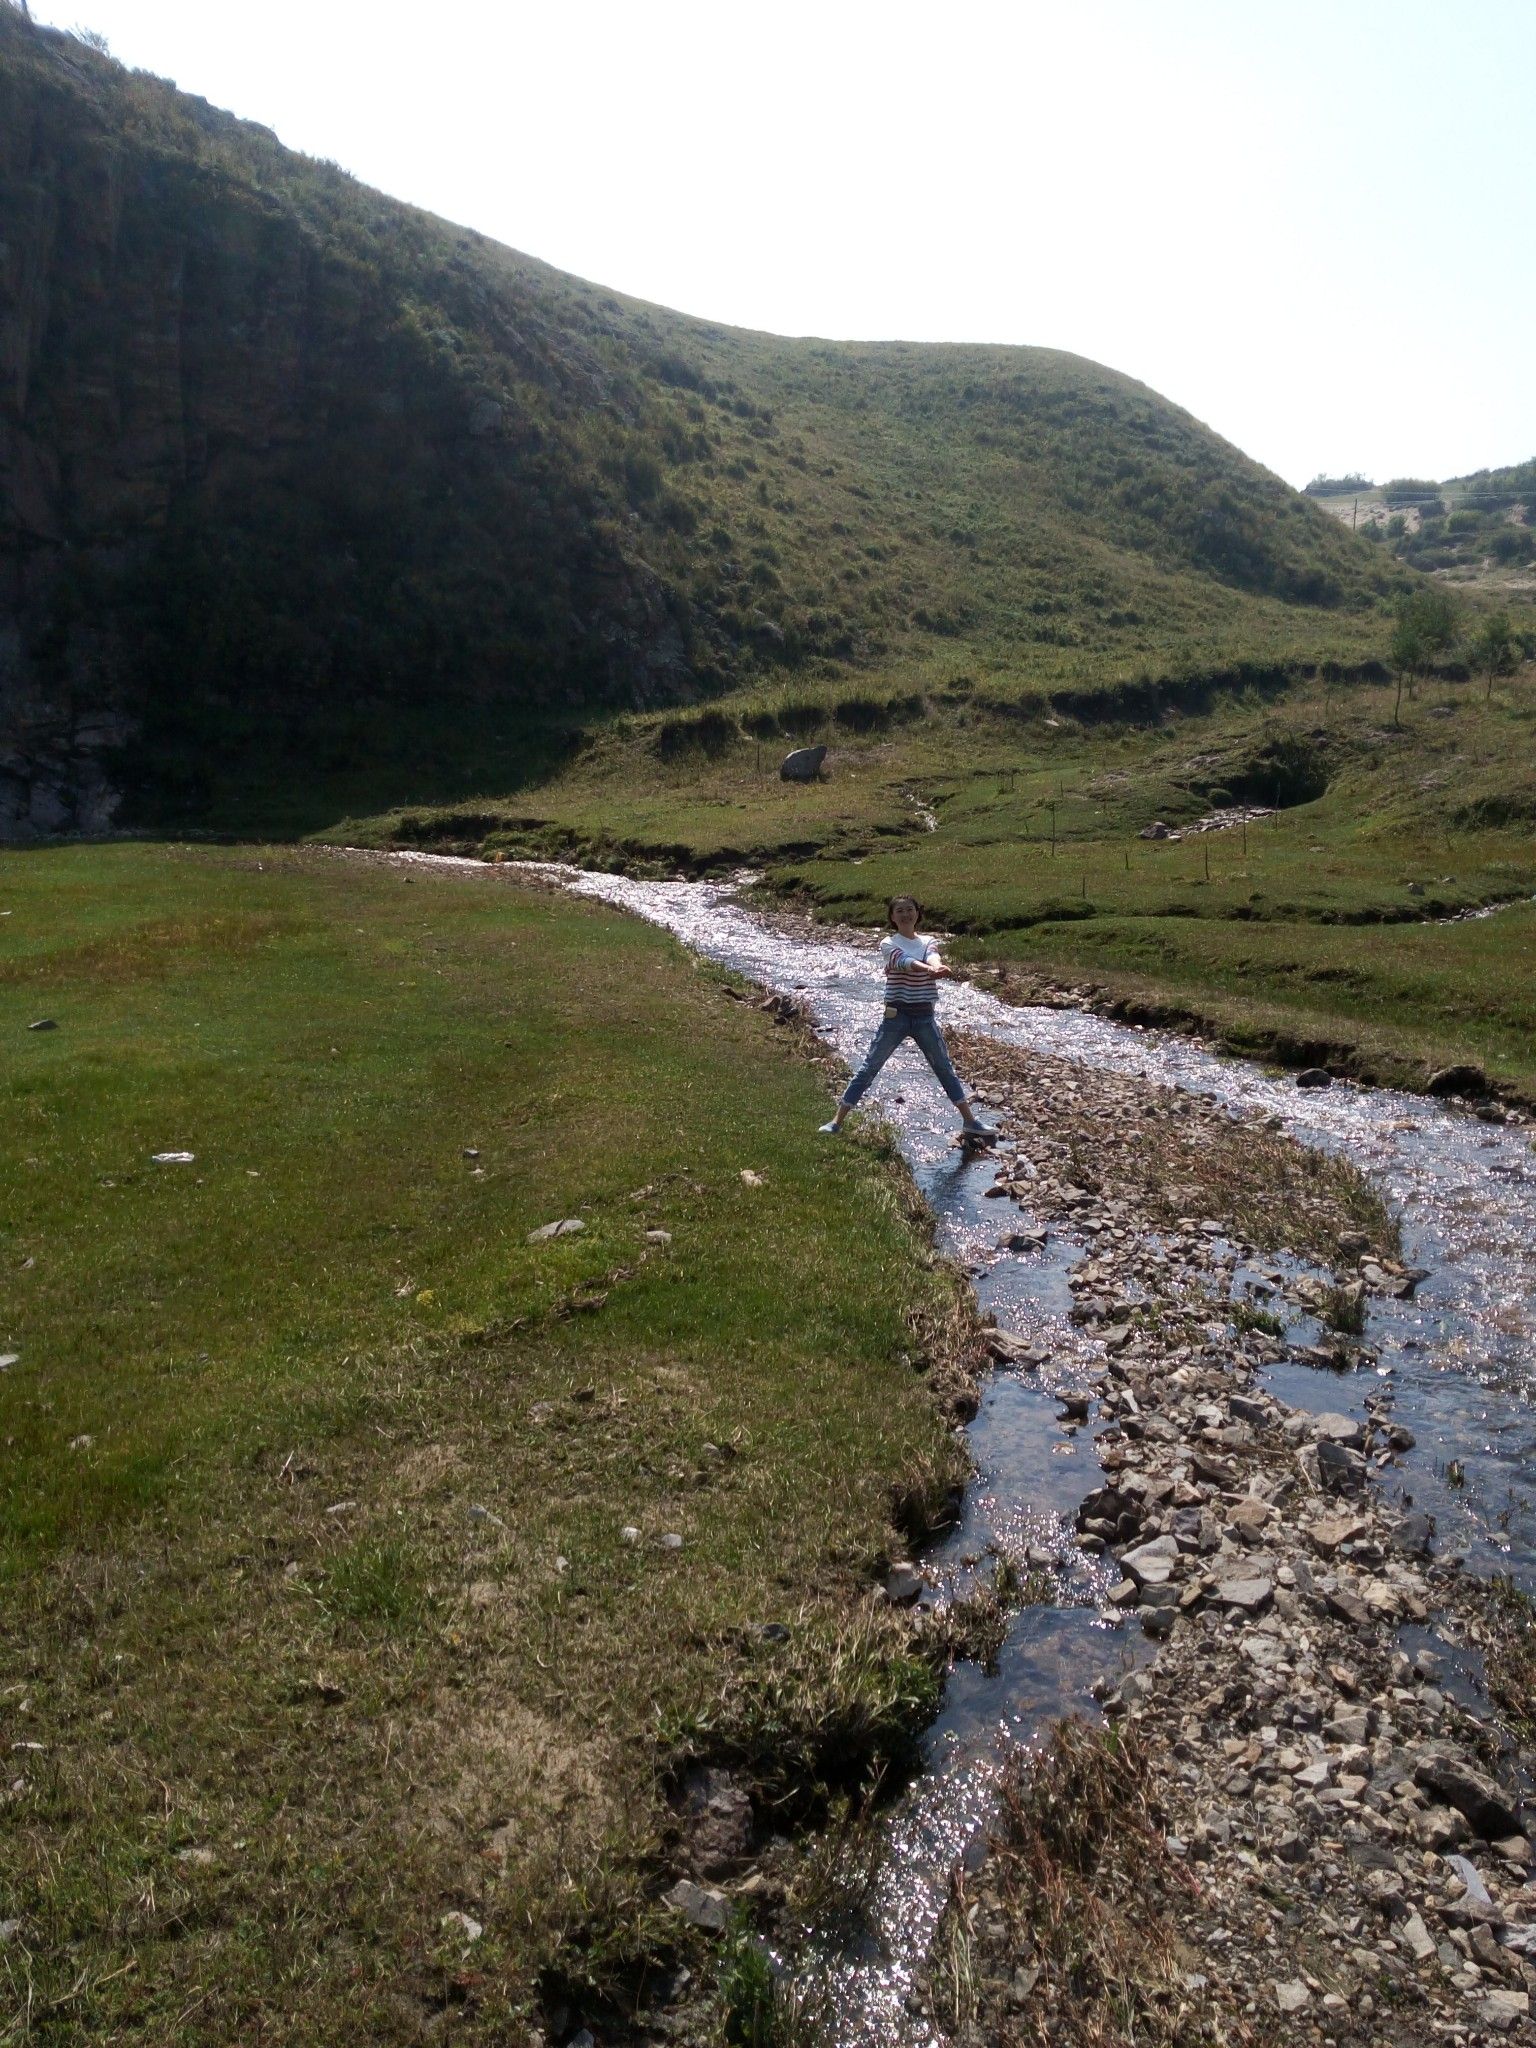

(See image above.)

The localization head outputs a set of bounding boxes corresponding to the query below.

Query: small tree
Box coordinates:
[1472,610,1515,701]
[1388,588,1460,725]
[1388,609,1423,727]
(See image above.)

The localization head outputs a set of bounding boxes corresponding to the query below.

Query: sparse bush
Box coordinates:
[776,700,825,738]
[834,693,890,732]
[623,447,662,502]
[653,709,738,759]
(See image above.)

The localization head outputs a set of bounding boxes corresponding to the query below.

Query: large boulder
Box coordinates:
[780,745,827,782]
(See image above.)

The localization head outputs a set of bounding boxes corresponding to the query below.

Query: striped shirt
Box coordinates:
[880,933,940,1005]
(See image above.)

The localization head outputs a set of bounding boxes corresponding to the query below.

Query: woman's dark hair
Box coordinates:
[887,894,921,927]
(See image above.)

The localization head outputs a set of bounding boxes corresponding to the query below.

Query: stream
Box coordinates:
[399,854,1536,2042]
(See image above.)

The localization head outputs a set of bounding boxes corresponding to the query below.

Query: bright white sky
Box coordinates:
[29,0,1536,488]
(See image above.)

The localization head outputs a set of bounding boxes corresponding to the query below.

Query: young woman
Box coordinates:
[820,896,993,1137]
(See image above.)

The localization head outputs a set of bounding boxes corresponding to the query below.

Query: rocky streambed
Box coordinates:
[916,1033,1536,2046]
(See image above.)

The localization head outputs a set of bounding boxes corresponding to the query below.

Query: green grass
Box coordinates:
[0,844,969,2040]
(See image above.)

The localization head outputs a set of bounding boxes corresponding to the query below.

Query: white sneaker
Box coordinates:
[818,1120,843,1136]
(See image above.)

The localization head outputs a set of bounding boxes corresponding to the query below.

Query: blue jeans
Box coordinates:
[841,1005,969,1110]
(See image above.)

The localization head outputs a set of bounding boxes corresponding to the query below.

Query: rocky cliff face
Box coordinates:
[0,14,695,837]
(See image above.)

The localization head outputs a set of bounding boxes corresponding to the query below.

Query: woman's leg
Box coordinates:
[826,1011,909,1126]
[909,1011,986,1123]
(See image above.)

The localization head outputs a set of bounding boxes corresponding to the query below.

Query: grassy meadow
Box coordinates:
[0,844,972,2041]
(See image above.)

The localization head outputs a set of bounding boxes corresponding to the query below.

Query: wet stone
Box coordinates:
[664,1879,729,1932]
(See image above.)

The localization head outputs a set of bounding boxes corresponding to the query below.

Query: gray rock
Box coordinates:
[440,1910,483,1941]
[1482,1990,1530,2032]
[1312,1412,1365,1447]
[1399,1910,1437,1963]
[526,1217,585,1243]
[1444,1857,1493,1908]
[1139,821,1174,840]
[1416,1752,1523,1841]
[779,745,828,782]
[1121,1534,1180,1587]
[679,1766,753,1876]
[1218,1577,1274,1613]
[1274,1979,1312,2012]
[1296,1068,1332,1089]
[1317,1440,1368,1493]
[886,1563,923,1605]
[664,1878,729,1932]
[1008,1964,1039,2005]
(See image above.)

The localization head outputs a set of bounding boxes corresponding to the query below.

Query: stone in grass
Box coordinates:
[664,1878,729,1932]
[780,745,828,782]
[886,1563,924,1605]
[1274,1979,1312,2012]
[1295,1068,1332,1090]
[440,1910,483,1942]
[28,1018,57,1032]
[526,1217,585,1243]
[0,1354,17,1372]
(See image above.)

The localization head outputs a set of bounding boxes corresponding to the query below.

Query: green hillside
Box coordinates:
[1,3,1398,838]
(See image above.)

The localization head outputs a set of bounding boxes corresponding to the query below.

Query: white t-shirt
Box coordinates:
[880,933,939,1006]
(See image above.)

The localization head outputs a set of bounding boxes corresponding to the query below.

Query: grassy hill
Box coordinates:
[1,3,1399,838]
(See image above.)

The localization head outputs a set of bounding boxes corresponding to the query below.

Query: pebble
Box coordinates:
[440,1911,482,1942]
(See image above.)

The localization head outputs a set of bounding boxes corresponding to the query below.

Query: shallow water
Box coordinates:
[392,854,1536,2039]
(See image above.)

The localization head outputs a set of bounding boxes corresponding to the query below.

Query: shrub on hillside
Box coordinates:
[1381,478,1443,507]
[652,710,738,759]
